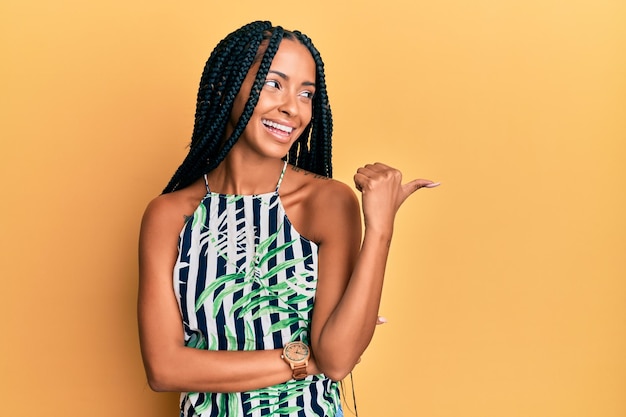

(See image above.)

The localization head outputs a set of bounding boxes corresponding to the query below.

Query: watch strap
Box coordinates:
[292,362,308,380]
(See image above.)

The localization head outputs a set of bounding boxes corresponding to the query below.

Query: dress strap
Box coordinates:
[203,174,211,193]
[275,161,288,193]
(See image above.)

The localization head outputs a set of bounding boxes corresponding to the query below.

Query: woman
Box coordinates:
[138,20,439,417]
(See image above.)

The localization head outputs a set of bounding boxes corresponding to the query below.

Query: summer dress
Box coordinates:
[174,161,340,417]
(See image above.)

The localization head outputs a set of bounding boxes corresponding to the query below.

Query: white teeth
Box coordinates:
[263,120,293,134]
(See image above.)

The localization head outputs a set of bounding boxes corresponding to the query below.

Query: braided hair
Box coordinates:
[162,21,333,194]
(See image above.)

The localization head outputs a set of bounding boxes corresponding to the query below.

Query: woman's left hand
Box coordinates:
[353,162,439,235]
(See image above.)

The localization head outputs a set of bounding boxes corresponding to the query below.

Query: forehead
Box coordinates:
[268,39,316,80]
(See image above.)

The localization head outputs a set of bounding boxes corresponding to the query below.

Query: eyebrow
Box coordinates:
[268,70,316,87]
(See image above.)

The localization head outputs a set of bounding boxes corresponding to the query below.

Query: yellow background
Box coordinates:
[1,0,625,416]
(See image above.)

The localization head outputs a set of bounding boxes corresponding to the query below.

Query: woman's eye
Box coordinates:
[264,80,280,89]
[300,91,314,99]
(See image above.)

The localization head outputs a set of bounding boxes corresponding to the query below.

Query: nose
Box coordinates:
[278,93,298,117]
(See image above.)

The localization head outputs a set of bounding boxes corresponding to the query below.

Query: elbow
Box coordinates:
[324,369,352,382]
[321,365,355,382]
[146,375,169,392]
[312,342,361,382]
[317,358,357,382]
[144,361,179,392]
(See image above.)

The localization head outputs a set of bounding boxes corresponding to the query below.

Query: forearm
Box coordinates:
[314,228,392,379]
[309,162,438,380]
[144,346,301,393]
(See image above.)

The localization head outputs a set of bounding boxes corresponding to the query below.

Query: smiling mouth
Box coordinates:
[262,119,294,135]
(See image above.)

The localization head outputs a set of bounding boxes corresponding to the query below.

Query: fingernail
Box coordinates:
[377,316,388,324]
[425,182,441,188]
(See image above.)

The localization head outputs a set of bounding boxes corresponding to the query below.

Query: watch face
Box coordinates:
[284,342,310,362]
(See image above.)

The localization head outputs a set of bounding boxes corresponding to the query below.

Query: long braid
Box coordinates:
[163,21,334,193]
[207,27,286,174]
[182,35,263,183]
[163,21,271,193]
[292,30,333,178]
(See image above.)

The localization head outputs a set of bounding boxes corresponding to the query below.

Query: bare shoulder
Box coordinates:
[282,165,361,243]
[287,165,358,209]
[314,177,359,214]
[140,179,207,239]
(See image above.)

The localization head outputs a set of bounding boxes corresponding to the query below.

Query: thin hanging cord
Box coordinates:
[341,372,359,417]
[350,372,359,417]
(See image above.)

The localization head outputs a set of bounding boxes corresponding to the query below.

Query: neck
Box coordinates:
[208,154,285,195]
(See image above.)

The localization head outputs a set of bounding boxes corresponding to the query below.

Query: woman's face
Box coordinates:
[227,39,316,160]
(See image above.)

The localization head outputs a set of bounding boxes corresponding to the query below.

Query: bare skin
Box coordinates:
[137,39,438,394]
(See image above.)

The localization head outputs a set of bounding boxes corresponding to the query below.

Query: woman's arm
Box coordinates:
[137,194,320,393]
[309,163,438,381]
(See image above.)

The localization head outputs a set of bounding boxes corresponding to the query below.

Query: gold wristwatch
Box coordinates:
[281,341,310,380]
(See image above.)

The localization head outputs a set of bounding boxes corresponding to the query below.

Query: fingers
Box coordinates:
[355,162,394,180]
[358,162,392,173]
[354,162,440,196]
[353,162,401,193]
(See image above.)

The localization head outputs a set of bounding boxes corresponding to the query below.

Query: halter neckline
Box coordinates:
[203,160,288,196]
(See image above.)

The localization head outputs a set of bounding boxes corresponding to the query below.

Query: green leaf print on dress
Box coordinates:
[246,379,340,417]
[195,216,315,330]
[178,189,336,416]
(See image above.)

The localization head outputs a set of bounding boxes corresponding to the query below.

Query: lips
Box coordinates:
[262,119,294,136]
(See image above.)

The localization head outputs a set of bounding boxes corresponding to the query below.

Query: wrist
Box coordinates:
[281,341,310,380]
[363,226,394,246]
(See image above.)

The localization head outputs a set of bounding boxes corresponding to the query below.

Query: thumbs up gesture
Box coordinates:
[353,162,439,236]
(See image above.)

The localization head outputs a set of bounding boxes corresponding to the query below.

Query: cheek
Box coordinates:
[300,100,313,121]
[303,106,313,125]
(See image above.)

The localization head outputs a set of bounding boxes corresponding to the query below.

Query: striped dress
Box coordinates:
[174,162,340,417]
